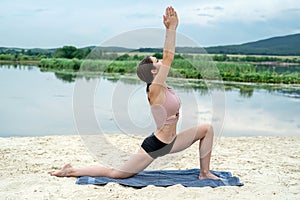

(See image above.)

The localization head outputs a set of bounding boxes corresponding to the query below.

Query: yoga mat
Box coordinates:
[76,168,244,188]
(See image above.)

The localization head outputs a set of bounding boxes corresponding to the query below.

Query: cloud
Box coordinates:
[198,13,214,18]
[33,8,49,13]
[1,0,299,48]
[180,0,300,26]
[213,6,224,11]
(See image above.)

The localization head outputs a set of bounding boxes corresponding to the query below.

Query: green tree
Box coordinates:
[26,49,33,56]
[54,46,78,59]
[73,49,85,59]
[152,53,163,59]
[116,54,130,61]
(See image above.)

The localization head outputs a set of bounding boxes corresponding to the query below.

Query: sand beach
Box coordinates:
[0,134,299,200]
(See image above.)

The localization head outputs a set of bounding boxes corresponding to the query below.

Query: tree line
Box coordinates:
[1,46,300,64]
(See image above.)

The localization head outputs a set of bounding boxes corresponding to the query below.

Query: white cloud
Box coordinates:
[179,0,300,26]
[0,0,299,47]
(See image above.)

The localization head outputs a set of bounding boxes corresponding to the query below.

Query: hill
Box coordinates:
[205,33,300,55]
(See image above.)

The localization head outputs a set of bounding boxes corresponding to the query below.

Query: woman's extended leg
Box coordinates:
[169,123,220,179]
[51,148,154,179]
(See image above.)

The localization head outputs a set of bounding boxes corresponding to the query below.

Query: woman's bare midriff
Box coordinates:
[154,122,177,143]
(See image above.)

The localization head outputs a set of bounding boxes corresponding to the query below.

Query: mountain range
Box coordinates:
[205,33,300,55]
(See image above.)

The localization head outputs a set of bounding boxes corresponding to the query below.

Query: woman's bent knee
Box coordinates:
[198,123,214,136]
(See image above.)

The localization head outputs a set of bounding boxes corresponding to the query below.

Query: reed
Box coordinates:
[36,57,300,84]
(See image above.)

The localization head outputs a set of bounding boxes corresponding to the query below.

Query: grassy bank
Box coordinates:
[1,52,299,84]
[37,57,300,84]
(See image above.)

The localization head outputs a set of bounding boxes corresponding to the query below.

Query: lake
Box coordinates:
[0,64,299,137]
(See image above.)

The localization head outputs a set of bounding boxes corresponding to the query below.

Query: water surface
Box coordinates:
[0,65,299,137]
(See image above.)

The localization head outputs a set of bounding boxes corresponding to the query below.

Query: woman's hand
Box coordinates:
[163,6,178,30]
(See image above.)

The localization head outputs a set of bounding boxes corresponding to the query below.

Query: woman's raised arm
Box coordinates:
[162,6,178,65]
[152,6,178,85]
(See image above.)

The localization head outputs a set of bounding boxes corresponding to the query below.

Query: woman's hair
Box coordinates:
[136,56,155,84]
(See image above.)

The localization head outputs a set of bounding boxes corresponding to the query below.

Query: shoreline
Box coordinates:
[1,134,299,199]
[1,59,300,84]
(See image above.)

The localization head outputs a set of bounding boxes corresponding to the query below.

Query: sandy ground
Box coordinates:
[0,134,299,200]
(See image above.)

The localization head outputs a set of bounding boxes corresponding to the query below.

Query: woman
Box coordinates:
[51,6,220,180]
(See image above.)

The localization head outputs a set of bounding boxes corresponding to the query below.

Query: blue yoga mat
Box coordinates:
[76,168,243,188]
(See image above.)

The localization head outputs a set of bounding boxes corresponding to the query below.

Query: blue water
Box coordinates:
[0,65,299,137]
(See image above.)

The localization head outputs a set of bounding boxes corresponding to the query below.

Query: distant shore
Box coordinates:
[0,134,299,199]
[1,56,300,84]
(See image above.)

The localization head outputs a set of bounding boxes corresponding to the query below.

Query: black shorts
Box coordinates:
[141,133,176,159]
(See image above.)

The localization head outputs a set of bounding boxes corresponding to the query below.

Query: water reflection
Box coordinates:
[31,65,300,98]
[54,72,77,83]
[239,87,254,98]
[0,64,36,70]
[41,67,300,99]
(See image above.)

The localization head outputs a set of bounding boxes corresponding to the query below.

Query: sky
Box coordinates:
[1,0,300,48]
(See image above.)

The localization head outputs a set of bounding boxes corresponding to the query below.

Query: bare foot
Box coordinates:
[51,164,74,177]
[199,172,223,180]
